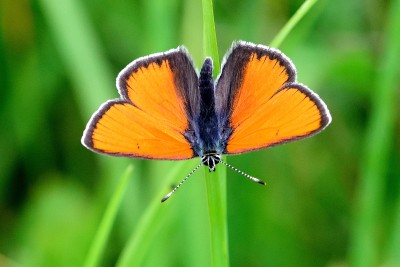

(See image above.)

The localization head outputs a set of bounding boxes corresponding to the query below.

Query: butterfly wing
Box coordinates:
[215,41,331,154]
[82,47,200,160]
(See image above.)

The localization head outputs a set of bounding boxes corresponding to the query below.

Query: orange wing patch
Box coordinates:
[82,49,198,160]
[226,84,330,154]
[229,52,293,129]
[86,101,193,159]
[123,60,188,129]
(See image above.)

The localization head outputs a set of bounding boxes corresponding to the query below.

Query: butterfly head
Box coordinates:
[161,152,267,202]
[201,152,221,172]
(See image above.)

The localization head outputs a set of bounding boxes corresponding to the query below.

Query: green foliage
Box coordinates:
[84,165,133,267]
[1,0,399,266]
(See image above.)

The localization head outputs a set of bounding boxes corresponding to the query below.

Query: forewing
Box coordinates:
[215,41,331,154]
[82,47,199,159]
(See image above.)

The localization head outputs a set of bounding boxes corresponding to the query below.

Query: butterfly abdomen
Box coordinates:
[199,58,215,112]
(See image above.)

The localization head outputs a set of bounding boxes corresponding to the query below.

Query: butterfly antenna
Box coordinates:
[219,159,267,185]
[161,162,203,203]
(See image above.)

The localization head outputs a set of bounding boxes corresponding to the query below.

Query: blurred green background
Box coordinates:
[1,0,399,266]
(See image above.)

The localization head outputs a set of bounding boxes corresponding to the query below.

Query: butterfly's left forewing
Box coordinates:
[216,41,331,155]
[82,48,200,160]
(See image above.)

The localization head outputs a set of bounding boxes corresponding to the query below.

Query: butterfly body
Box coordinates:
[185,58,231,170]
[82,41,331,173]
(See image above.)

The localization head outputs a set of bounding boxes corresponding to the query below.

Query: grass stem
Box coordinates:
[269,0,318,48]
[84,165,133,267]
[202,0,229,266]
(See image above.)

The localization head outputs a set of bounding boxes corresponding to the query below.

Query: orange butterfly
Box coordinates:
[82,41,331,201]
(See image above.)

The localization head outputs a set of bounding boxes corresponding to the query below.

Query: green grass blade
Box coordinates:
[116,161,193,267]
[202,0,229,266]
[349,0,400,265]
[205,166,229,267]
[269,0,318,48]
[202,0,220,75]
[84,165,133,267]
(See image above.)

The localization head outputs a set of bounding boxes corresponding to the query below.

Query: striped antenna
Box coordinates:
[161,162,203,203]
[219,159,267,185]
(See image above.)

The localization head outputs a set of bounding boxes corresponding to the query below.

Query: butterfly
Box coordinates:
[81,41,331,201]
